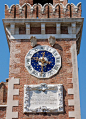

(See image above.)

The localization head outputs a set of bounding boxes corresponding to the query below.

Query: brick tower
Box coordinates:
[1,0,84,119]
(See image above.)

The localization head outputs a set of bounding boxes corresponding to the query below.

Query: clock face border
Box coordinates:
[25,45,61,79]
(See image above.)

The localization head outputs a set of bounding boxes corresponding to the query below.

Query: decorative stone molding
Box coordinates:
[38,3,48,14]
[26,3,37,13]
[6,77,20,119]
[24,84,63,113]
[30,36,37,47]
[48,36,56,46]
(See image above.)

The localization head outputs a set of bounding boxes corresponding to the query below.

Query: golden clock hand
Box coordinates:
[42,52,45,58]
[33,57,41,62]
[41,64,44,74]
[45,61,51,64]
[33,57,38,60]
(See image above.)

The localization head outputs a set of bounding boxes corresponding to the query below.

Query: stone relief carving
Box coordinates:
[30,36,37,47]
[24,84,63,113]
[48,36,56,46]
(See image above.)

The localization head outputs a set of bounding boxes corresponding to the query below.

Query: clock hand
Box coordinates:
[41,64,44,75]
[32,57,41,62]
[45,61,51,64]
[42,52,45,58]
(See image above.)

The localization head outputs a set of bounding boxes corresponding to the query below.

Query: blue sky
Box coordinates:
[0,0,86,118]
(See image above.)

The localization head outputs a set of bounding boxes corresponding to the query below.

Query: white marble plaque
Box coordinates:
[24,83,63,113]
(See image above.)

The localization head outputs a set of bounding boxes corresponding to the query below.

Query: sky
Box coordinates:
[0,0,86,118]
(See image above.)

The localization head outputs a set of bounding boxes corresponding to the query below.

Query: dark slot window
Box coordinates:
[61,26,68,34]
[33,0,53,5]
[19,27,26,34]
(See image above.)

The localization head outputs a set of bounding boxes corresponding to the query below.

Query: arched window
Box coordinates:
[33,0,53,5]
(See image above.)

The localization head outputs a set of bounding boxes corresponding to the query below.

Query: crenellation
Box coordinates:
[5,3,82,19]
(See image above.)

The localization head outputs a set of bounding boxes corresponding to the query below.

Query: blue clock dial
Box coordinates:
[25,45,61,78]
[31,51,55,72]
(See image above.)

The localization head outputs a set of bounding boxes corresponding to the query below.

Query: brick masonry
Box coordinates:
[8,39,75,119]
[0,107,6,119]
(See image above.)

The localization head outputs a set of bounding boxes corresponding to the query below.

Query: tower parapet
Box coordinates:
[5,2,81,19]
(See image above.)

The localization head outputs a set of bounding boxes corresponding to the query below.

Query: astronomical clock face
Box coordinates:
[25,45,61,78]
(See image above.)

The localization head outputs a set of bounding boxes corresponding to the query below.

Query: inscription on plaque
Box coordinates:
[24,83,63,113]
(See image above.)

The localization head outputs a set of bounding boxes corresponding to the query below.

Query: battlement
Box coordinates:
[5,2,81,19]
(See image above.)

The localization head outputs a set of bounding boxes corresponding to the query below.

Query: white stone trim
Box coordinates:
[0,105,7,107]
[13,89,19,95]
[9,34,76,40]
[72,22,76,34]
[10,23,15,35]
[6,77,20,119]
[69,111,75,118]
[56,23,61,34]
[68,99,74,106]
[3,18,84,24]
[68,43,81,119]
[68,89,74,95]
[41,23,45,34]
[26,23,30,35]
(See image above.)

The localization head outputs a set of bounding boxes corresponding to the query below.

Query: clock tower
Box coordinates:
[2,0,83,119]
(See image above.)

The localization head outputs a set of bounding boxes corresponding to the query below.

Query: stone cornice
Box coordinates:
[3,18,84,54]
[3,18,84,24]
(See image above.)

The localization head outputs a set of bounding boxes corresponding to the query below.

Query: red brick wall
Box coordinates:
[53,0,68,5]
[9,38,75,119]
[19,0,33,6]
[61,26,68,34]
[0,107,6,119]
[30,27,41,34]
[46,27,56,34]
[19,27,26,34]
